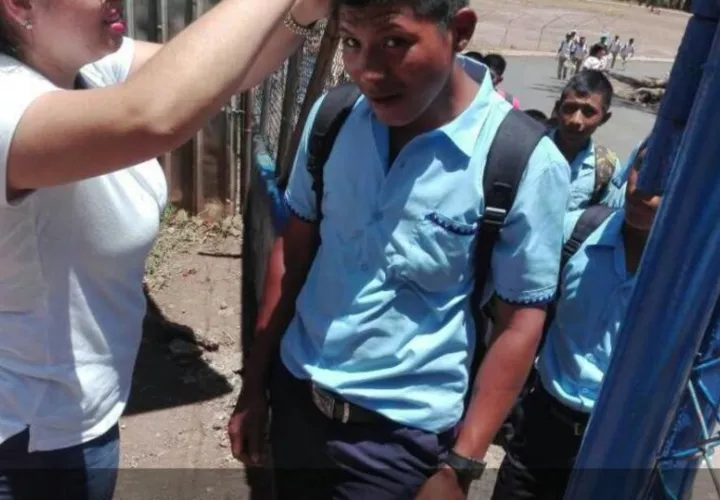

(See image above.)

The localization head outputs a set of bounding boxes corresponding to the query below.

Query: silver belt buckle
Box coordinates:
[311,383,350,423]
[311,383,335,419]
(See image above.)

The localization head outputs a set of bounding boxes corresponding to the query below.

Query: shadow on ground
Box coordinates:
[124,288,234,416]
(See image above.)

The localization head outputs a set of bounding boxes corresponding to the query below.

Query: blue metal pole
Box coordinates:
[565,19,720,500]
[637,0,720,195]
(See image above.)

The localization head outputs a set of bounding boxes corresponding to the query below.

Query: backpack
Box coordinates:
[304,80,548,389]
[591,145,618,206]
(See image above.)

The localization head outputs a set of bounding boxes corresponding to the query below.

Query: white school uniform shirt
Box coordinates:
[0,38,167,452]
[573,43,588,59]
[621,43,635,58]
[583,56,606,71]
[559,40,574,58]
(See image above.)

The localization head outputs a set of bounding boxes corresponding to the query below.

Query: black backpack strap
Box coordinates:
[306,83,362,224]
[473,109,549,309]
[561,204,616,269]
[541,204,616,348]
[468,109,548,384]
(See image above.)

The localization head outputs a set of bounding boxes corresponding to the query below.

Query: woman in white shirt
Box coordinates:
[582,43,609,71]
[0,0,327,498]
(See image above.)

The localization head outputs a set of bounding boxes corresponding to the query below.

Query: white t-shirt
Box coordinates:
[0,38,167,452]
[582,56,606,71]
[572,43,587,59]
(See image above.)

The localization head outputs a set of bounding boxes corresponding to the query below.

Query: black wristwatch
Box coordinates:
[442,449,487,485]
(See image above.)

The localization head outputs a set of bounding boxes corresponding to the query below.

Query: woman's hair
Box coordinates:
[0,7,20,57]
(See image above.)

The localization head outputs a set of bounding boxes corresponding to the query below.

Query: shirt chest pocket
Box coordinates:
[403,211,477,292]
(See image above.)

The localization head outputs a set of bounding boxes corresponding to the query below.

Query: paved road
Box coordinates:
[502,56,672,162]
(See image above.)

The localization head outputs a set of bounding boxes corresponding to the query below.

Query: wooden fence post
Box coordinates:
[277,19,342,189]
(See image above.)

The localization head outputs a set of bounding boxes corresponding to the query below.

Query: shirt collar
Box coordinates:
[550,128,596,170]
[433,55,498,157]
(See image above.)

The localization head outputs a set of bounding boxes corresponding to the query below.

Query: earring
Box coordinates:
[23,20,33,30]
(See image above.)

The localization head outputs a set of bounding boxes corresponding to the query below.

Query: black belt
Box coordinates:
[309,382,386,425]
[535,383,590,437]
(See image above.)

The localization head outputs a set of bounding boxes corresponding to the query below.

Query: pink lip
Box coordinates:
[104,8,126,34]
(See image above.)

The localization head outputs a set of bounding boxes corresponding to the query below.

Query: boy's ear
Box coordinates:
[601,110,612,125]
[450,7,477,53]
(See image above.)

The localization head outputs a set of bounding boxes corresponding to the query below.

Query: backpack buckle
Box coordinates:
[481,206,507,229]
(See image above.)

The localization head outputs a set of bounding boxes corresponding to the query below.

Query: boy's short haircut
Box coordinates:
[332,0,470,26]
[560,69,614,110]
[589,43,606,58]
[524,109,548,123]
[463,51,484,63]
[483,53,507,76]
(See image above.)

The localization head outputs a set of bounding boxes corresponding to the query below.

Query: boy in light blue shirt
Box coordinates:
[227,0,570,498]
[551,70,625,210]
[492,144,661,499]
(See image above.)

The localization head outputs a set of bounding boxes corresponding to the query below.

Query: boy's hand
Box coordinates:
[415,466,468,500]
[291,0,331,26]
[227,389,269,466]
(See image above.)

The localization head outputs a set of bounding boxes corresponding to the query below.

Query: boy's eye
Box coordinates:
[383,38,406,49]
[341,37,359,49]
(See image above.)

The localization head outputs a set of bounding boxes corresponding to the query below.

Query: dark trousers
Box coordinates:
[491,384,589,500]
[0,425,120,500]
[269,360,453,500]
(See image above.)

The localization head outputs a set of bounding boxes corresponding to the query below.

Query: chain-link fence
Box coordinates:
[125,0,347,218]
[250,20,348,190]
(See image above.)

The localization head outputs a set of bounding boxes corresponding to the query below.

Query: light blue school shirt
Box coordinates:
[550,129,625,210]
[281,57,571,433]
[536,209,635,413]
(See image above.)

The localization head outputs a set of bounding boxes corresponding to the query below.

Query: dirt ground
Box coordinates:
[117,0,689,496]
[119,210,244,470]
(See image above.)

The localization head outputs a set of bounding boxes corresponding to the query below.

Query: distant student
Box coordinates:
[483,53,521,108]
[550,70,624,210]
[621,38,636,70]
[557,33,575,80]
[582,43,608,71]
[609,35,622,68]
[491,144,661,500]
[571,36,588,74]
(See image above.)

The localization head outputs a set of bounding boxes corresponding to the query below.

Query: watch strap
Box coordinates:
[443,450,487,483]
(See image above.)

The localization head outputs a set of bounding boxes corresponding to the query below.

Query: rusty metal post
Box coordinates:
[227,94,240,215]
[277,19,342,189]
[158,0,173,190]
[241,90,254,214]
[124,0,136,38]
[192,0,206,214]
[275,50,303,181]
